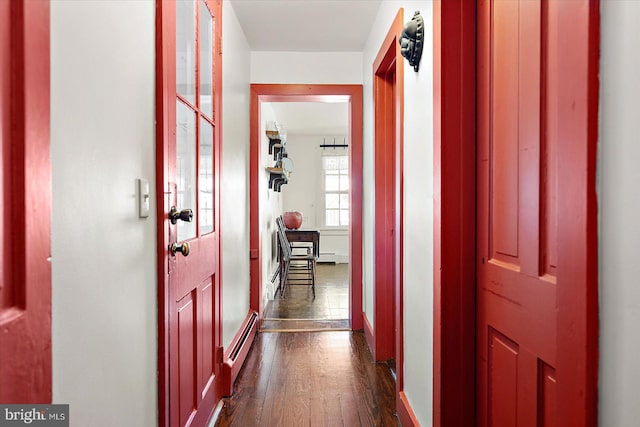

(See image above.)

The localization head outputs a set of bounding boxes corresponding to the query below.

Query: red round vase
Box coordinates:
[282,211,303,229]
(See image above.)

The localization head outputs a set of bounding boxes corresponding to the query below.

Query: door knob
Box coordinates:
[169,206,193,224]
[170,242,190,257]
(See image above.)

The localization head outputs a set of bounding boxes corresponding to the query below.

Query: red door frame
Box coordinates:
[432,1,599,425]
[156,1,224,425]
[432,1,476,425]
[370,9,412,425]
[0,0,51,403]
[249,84,363,331]
[369,3,404,367]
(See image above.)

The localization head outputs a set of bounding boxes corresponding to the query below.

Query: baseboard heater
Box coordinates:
[222,310,259,396]
[318,251,337,263]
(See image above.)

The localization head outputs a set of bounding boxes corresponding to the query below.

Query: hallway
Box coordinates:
[3,1,625,426]
[215,331,398,426]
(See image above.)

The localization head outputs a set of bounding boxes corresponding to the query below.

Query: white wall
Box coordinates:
[251,52,363,84]
[599,2,640,426]
[281,133,350,263]
[50,1,157,426]
[260,104,284,305]
[221,0,252,349]
[362,2,433,425]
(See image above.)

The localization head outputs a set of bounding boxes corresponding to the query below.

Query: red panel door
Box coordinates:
[477,1,559,425]
[0,0,52,403]
[158,1,222,426]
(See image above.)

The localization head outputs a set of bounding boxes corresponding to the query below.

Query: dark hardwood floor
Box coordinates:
[215,331,399,426]
[263,263,350,332]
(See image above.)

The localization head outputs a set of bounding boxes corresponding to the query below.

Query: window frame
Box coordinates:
[321,154,349,228]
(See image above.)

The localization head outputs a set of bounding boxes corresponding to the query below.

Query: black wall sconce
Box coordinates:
[399,11,424,72]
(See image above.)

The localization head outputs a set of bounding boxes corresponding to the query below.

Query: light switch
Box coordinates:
[138,178,150,218]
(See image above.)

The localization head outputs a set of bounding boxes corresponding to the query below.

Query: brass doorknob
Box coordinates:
[170,242,190,257]
[169,206,193,224]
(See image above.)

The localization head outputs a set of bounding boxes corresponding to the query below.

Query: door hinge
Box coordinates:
[218,346,225,364]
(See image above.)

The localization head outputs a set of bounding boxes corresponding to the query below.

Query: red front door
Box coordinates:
[157,1,223,426]
[476,0,598,425]
[0,0,52,403]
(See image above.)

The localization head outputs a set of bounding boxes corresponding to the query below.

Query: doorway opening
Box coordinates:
[249,84,363,332]
[258,101,352,331]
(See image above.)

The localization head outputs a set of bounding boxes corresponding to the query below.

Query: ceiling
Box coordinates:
[230,0,378,137]
[268,102,349,136]
[229,0,382,52]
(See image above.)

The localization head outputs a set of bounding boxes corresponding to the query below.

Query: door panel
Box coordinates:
[177,293,196,426]
[477,0,557,425]
[488,330,518,427]
[0,0,51,403]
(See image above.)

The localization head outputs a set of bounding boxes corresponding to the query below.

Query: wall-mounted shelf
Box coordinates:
[265,127,295,192]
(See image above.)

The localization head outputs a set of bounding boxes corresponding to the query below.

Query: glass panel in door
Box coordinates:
[176,0,196,104]
[199,1,213,118]
[199,118,214,234]
[176,100,197,241]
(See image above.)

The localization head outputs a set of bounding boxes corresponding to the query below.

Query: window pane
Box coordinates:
[199,1,213,118]
[176,101,197,241]
[339,156,348,169]
[340,209,349,226]
[339,175,349,191]
[323,156,338,170]
[199,118,214,235]
[177,0,196,103]
[325,175,339,191]
[326,194,339,209]
[340,193,349,209]
[326,210,339,226]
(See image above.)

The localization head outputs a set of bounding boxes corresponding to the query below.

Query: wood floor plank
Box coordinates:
[264,264,349,323]
[215,331,398,427]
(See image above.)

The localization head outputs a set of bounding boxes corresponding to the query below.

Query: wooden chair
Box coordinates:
[276,216,316,298]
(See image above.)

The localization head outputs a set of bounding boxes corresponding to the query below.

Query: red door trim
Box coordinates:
[555,2,599,425]
[372,9,408,424]
[432,1,476,426]
[0,0,52,403]
[371,8,403,363]
[155,2,172,423]
[249,84,363,331]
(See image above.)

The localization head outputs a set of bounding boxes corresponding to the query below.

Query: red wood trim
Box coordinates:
[155,1,173,424]
[432,1,476,426]
[249,84,363,330]
[222,310,259,396]
[213,0,224,402]
[249,85,262,315]
[0,0,52,403]
[397,391,420,427]
[372,8,403,365]
[349,88,364,332]
[555,1,599,425]
[363,312,374,353]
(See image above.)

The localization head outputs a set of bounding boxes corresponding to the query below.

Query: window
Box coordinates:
[323,155,349,227]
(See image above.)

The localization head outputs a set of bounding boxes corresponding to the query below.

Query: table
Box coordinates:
[285,229,320,258]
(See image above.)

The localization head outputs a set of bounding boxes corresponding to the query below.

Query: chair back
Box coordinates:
[276,216,291,262]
